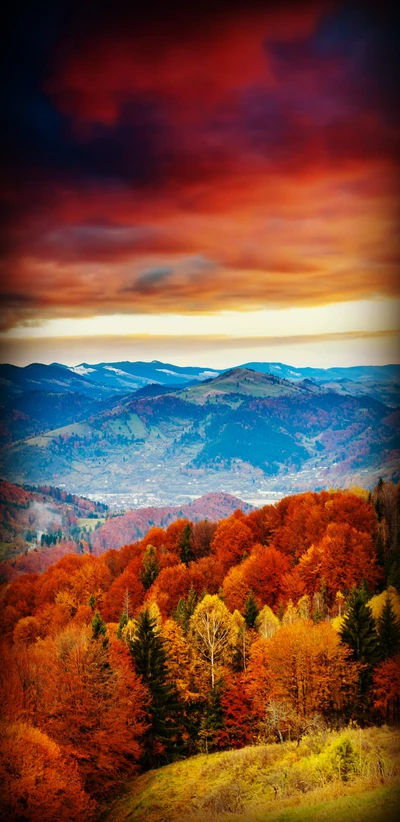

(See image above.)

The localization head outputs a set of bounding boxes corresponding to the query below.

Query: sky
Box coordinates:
[0,0,399,369]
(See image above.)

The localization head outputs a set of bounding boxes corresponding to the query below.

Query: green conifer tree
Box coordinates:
[377,594,400,659]
[116,610,128,639]
[244,590,259,628]
[340,588,380,697]
[91,610,109,660]
[129,608,183,767]
[139,545,160,590]
[178,523,194,565]
[91,609,107,640]
[173,586,197,632]
[199,681,225,754]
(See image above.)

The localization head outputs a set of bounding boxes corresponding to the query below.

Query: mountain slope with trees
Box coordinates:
[1,482,399,819]
[0,368,398,497]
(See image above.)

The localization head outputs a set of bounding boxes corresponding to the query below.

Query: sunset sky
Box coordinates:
[1,0,399,368]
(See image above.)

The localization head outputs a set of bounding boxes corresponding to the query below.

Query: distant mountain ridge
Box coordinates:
[240,361,400,383]
[1,359,399,402]
[1,365,398,499]
[0,360,221,399]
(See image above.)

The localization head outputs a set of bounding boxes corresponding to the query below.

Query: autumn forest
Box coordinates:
[1,481,399,820]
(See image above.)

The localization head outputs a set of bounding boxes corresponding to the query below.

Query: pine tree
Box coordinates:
[139,545,160,590]
[116,610,128,639]
[91,610,107,642]
[88,594,96,611]
[178,523,194,565]
[377,594,400,659]
[129,608,183,767]
[199,681,225,754]
[173,586,197,633]
[340,588,380,696]
[244,590,259,628]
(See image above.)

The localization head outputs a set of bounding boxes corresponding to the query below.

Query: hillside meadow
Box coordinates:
[101,726,400,822]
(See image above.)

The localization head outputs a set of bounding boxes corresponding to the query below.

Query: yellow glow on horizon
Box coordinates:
[3,299,399,340]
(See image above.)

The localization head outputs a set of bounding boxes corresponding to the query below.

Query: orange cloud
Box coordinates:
[1,1,399,332]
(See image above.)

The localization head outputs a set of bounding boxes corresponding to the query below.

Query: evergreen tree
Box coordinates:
[178,523,194,565]
[88,594,96,611]
[129,608,183,767]
[199,681,225,754]
[91,610,107,642]
[377,594,400,659]
[359,577,371,602]
[139,545,160,590]
[340,588,380,696]
[116,610,128,639]
[244,590,259,628]
[173,586,197,633]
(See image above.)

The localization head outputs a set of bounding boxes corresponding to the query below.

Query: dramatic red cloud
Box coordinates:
[0,0,399,330]
[48,5,324,125]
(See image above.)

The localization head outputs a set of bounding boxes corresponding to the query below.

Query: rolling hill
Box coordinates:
[0,481,253,577]
[101,727,400,822]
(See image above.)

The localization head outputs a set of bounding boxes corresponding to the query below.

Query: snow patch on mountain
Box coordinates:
[70,366,96,375]
[104,367,131,375]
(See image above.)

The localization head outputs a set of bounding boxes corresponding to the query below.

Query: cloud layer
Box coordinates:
[1,0,399,331]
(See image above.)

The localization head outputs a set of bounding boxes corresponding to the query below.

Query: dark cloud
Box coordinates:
[0,0,398,328]
[123,267,174,293]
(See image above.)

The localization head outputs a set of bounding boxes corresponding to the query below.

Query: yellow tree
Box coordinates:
[282,599,299,625]
[255,605,280,639]
[368,587,400,620]
[267,620,358,719]
[297,594,311,620]
[188,595,238,687]
[161,618,206,704]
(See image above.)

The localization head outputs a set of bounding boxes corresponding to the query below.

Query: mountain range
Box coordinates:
[0,361,398,501]
[1,359,399,400]
[0,360,221,399]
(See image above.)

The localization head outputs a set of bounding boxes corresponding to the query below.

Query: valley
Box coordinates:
[1,363,399,499]
[0,479,255,579]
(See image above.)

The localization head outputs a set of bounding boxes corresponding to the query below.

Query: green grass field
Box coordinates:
[27,422,90,448]
[78,517,106,531]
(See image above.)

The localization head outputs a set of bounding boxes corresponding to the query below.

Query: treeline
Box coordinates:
[30,484,108,513]
[0,483,399,820]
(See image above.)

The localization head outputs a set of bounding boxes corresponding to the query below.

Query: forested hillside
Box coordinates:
[1,482,399,819]
[0,482,253,580]
[0,480,108,571]
[1,368,398,499]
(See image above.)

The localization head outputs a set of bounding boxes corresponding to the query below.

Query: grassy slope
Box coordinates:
[178,368,307,404]
[101,727,400,822]
[271,786,400,822]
